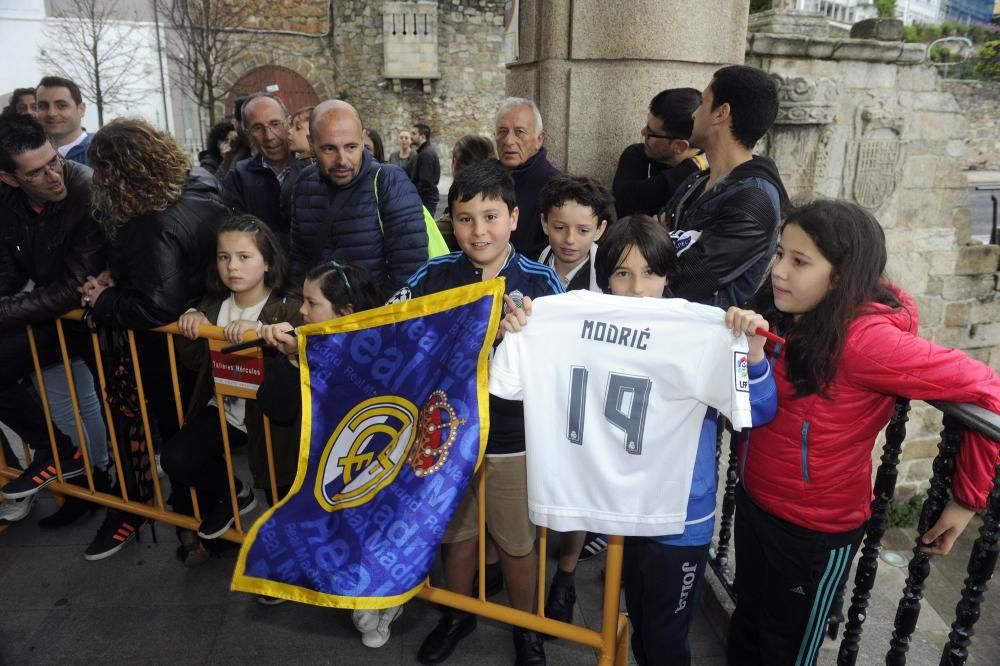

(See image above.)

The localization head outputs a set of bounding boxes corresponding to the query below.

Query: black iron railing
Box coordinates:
[709,400,1000,665]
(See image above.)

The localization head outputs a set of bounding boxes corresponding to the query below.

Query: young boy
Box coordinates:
[534,175,614,626]
[498,215,777,666]
[537,175,614,292]
[393,160,563,666]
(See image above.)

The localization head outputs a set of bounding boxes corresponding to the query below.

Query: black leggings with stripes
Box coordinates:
[726,485,864,666]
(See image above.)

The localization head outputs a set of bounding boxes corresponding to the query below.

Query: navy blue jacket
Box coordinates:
[289,151,427,290]
[510,146,560,256]
[64,133,92,166]
[399,248,564,455]
[222,154,304,248]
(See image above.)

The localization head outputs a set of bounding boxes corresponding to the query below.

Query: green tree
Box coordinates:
[975,40,1000,80]
[874,0,897,19]
[750,0,772,13]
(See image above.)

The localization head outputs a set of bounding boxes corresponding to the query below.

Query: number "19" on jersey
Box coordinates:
[567,367,652,455]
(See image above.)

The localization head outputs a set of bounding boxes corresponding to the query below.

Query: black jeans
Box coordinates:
[161,407,247,515]
[726,486,863,666]
[623,537,710,666]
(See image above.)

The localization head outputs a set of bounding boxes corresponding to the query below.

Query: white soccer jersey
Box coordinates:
[489,290,753,536]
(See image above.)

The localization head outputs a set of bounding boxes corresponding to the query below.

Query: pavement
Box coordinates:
[0,486,724,665]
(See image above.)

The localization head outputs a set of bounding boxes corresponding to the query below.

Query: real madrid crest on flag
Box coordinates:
[231,279,504,608]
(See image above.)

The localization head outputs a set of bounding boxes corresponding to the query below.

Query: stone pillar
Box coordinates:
[505,0,750,186]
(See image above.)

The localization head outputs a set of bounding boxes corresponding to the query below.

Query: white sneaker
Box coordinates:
[352,605,404,648]
[0,494,36,524]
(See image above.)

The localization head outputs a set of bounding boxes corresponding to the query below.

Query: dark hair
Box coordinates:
[708,65,778,150]
[447,159,516,213]
[2,88,36,118]
[207,215,291,298]
[233,95,251,124]
[305,260,384,316]
[451,135,496,175]
[413,122,431,141]
[648,88,702,139]
[0,115,49,171]
[750,199,901,397]
[204,119,236,160]
[364,128,385,163]
[595,215,677,291]
[538,175,617,226]
[37,76,83,105]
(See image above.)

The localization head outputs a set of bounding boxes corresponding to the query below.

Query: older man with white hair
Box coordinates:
[494,97,560,255]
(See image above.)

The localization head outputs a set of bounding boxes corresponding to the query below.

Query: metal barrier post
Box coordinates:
[54,319,96,492]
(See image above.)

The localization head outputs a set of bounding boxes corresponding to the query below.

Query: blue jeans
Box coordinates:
[37,359,110,471]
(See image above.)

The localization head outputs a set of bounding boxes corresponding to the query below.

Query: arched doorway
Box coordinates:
[227,65,320,117]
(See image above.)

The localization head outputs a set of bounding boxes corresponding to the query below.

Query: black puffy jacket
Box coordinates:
[0,161,107,328]
[289,150,428,290]
[91,167,227,329]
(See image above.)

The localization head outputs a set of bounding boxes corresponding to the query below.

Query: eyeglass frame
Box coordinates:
[6,153,65,183]
[642,126,688,142]
[248,118,288,138]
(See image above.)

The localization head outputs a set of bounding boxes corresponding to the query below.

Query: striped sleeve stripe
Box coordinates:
[407,252,462,287]
[515,256,564,294]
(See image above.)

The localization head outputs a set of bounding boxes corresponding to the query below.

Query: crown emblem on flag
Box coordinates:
[409,390,467,478]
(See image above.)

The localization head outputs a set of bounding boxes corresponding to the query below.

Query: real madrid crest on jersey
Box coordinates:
[232,280,503,609]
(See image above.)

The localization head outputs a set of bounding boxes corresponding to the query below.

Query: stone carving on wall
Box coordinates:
[771,74,838,125]
[847,93,907,210]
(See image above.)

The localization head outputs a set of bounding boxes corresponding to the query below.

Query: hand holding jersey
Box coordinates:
[490,290,756,536]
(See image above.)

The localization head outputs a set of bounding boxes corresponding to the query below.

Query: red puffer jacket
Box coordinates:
[740,286,1000,533]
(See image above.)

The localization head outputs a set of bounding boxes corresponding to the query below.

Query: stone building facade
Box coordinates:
[941,80,1000,172]
[192,0,505,172]
[745,30,1000,497]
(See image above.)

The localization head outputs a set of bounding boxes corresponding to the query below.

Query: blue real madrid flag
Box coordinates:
[232,280,504,608]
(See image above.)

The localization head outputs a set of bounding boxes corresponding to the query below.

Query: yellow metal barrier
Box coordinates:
[0,310,629,664]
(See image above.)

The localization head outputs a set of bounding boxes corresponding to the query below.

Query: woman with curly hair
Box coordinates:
[77,117,229,561]
[83,117,227,328]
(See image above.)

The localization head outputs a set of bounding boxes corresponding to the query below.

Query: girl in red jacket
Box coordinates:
[726,199,1000,666]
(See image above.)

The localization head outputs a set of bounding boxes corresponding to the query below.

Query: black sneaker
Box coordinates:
[544,579,576,627]
[513,628,546,666]
[84,510,144,561]
[1,450,85,499]
[577,533,608,561]
[197,481,256,540]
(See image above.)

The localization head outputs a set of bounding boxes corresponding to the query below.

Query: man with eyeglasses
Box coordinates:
[222,93,304,250]
[611,88,708,218]
[0,114,107,524]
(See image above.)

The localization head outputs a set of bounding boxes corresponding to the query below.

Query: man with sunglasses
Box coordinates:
[0,114,107,523]
[611,88,707,218]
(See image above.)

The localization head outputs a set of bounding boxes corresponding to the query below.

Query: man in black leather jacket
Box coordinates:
[664,66,789,310]
[0,115,105,511]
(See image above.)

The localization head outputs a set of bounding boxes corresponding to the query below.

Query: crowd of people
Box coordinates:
[1,64,1000,666]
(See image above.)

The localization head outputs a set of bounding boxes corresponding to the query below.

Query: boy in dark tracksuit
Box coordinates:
[391,161,563,666]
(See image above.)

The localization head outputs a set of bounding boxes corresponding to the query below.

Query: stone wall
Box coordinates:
[203,0,506,173]
[332,0,505,172]
[941,79,1000,172]
[747,31,1000,498]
